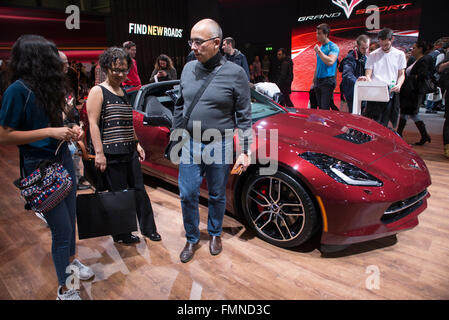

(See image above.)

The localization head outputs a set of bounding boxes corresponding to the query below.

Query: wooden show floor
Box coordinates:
[1,113,448,300]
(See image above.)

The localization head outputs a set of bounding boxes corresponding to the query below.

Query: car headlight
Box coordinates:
[299,152,383,187]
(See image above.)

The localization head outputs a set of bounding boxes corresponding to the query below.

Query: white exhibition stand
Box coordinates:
[352,81,390,115]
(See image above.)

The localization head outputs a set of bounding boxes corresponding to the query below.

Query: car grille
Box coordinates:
[334,128,373,144]
[381,190,428,224]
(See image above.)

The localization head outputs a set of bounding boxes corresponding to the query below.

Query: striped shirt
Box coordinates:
[99,85,136,155]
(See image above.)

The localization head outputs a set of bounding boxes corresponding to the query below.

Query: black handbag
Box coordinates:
[419,78,437,94]
[76,173,138,240]
[164,60,226,161]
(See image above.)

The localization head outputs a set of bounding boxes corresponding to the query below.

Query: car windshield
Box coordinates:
[135,83,285,123]
[250,89,285,122]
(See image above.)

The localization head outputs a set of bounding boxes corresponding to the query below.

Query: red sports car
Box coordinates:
[127,80,431,252]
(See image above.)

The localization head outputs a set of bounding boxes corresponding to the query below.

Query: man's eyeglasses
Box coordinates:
[110,68,130,75]
[188,37,218,48]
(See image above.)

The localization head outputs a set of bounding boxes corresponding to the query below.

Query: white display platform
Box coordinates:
[352,81,390,115]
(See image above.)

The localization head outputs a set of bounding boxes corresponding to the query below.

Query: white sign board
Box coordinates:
[353,81,390,115]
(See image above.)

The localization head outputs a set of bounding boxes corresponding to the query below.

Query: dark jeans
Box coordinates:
[315,77,336,110]
[101,151,157,236]
[309,88,318,109]
[345,94,354,114]
[364,93,399,127]
[23,148,77,286]
[178,138,231,244]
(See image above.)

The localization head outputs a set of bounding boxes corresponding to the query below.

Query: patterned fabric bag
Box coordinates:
[14,160,73,214]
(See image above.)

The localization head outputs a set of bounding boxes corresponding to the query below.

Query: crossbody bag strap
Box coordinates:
[182,60,226,127]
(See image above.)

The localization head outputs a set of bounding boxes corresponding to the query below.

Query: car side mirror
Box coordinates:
[143,114,172,128]
[142,95,173,128]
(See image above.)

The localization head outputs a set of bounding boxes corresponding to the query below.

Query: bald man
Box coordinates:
[59,51,79,102]
[59,51,91,191]
[59,51,69,74]
[174,19,252,263]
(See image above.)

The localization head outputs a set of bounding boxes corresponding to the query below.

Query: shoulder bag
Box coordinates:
[164,60,226,161]
[14,142,73,215]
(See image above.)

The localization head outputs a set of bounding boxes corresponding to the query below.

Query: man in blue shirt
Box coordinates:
[313,23,340,110]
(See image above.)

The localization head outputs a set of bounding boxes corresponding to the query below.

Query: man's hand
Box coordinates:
[314,45,321,54]
[137,142,145,162]
[390,85,401,93]
[232,153,251,174]
[357,76,369,82]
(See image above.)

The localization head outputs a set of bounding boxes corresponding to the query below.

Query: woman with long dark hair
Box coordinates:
[149,54,177,83]
[86,47,161,244]
[397,41,434,145]
[0,35,94,300]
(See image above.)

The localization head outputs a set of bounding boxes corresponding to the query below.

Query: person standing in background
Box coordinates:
[89,61,96,88]
[222,37,251,81]
[149,54,177,83]
[340,35,370,113]
[313,23,340,110]
[59,51,91,191]
[252,55,263,83]
[425,40,448,114]
[122,41,141,89]
[262,55,270,82]
[397,41,433,145]
[358,28,406,128]
[274,48,294,107]
[94,61,107,86]
[437,46,449,158]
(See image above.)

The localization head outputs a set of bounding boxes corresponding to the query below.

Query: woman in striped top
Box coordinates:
[87,47,161,244]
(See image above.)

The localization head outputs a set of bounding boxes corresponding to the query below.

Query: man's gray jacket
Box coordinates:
[173,53,252,153]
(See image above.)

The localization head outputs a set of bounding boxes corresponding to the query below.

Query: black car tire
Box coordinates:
[241,170,319,248]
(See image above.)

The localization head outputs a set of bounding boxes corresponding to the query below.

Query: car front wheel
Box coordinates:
[241,170,319,248]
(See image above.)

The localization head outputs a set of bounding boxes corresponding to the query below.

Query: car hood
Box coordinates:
[254,109,413,168]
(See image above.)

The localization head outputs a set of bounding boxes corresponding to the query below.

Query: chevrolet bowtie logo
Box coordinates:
[331,0,364,18]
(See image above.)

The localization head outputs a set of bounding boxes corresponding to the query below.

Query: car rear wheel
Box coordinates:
[241,170,319,248]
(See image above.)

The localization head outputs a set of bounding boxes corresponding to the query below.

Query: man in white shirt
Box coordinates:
[358,28,406,127]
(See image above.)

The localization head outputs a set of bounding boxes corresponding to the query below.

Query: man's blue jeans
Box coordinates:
[178,138,232,244]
